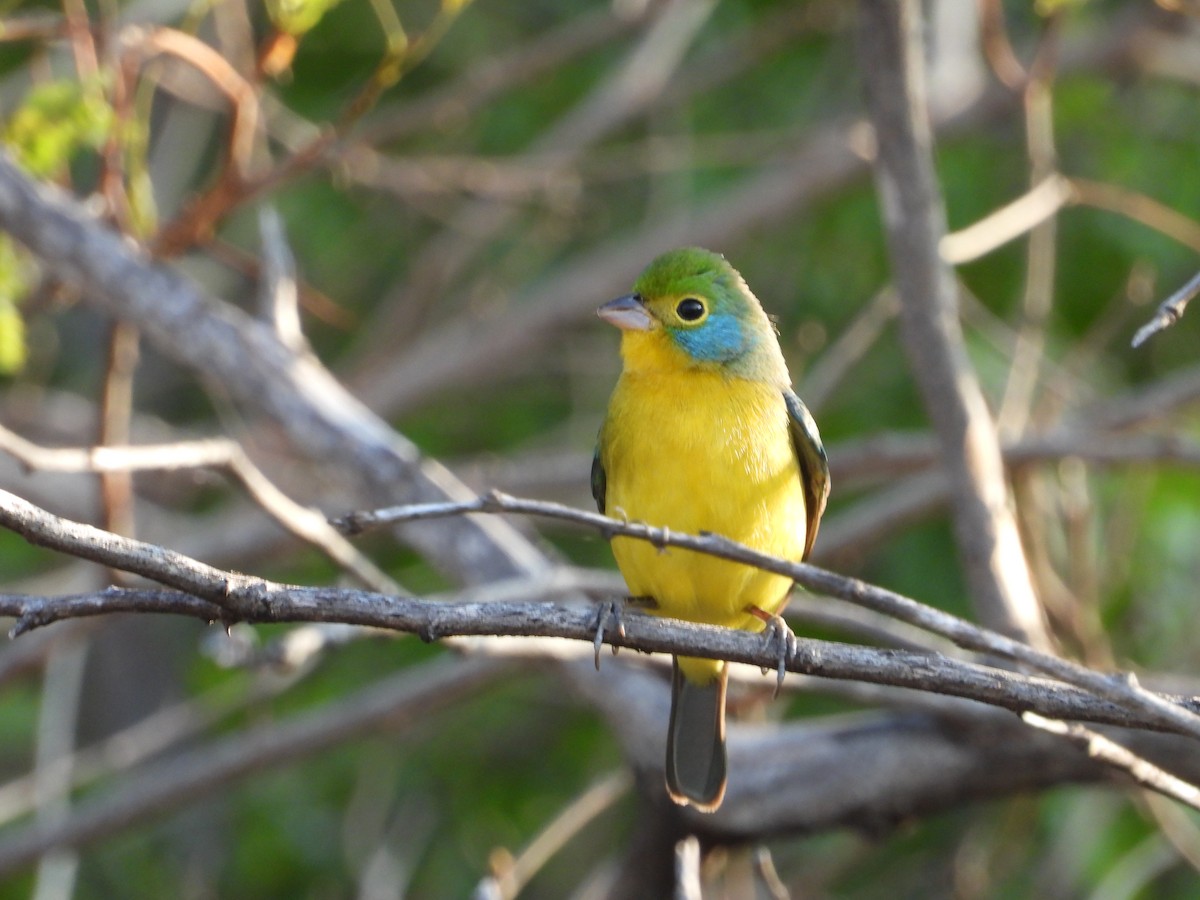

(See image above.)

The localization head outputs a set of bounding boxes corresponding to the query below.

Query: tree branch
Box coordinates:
[5,581,1200,738]
[0,151,547,587]
[4,487,1200,742]
[858,0,1049,647]
[1132,269,1200,348]
[0,655,507,877]
[332,488,1200,739]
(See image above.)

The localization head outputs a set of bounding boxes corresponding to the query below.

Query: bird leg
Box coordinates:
[592,595,656,670]
[746,605,796,697]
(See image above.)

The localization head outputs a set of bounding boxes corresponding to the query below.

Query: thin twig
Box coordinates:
[940,173,1072,265]
[1131,270,1200,348]
[1023,713,1200,811]
[97,321,140,548]
[1070,178,1200,255]
[337,488,1200,738]
[0,424,401,594]
[475,770,631,900]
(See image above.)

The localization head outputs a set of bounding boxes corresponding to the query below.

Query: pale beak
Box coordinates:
[597,293,652,331]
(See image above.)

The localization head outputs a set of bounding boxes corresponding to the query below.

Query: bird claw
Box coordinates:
[751,609,796,698]
[592,598,627,670]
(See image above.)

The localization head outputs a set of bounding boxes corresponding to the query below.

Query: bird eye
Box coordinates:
[676,298,706,321]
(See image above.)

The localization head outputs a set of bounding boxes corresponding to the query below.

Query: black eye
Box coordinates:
[676,298,705,321]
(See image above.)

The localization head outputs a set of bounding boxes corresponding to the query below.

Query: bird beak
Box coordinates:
[597,293,652,331]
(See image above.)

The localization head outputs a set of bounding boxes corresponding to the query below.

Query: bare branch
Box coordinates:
[3,498,1200,871]
[3,487,1200,741]
[8,581,1200,735]
[940,173,1072,265]
[336,488,1200,738]
[1132,269,1200,348]
[858,0,1049,648]
[0,656,506,877]
[0,151,548,586]
[0,423,401,594]
[1023,713,1200,811]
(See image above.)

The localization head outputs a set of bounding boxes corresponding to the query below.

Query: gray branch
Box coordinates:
[3,487,1200,742]
[0,151,545,587]
[858,0,1050,647]
[4,582,1200,738]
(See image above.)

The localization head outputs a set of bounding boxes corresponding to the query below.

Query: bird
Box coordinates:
[592,247,829,811]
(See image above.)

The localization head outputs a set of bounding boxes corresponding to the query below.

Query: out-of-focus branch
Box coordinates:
[358,6,648,147]
[475,770,631,900]
[0,655,507,877]
[940,173,1072,265]
[0,424,400,594]
[347,0,720,380]
[1023,713,1200,811]
[0,645,1194,877]
[1071,177,1200,254]
[857,0,1050,649]
[352,5,1151,419]
[1132,270,1200,348]
[0,152,550,587]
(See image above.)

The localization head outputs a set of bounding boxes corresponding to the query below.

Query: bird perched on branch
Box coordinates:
[593,247,829,811]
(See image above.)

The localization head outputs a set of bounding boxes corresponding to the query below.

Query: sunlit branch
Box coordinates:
[1023,713,1200,811]
[0,424,400,594]
[337,488,1200,739]
[2,485,1199,742]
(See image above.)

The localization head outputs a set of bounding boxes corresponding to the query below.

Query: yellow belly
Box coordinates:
[600,368,807,679]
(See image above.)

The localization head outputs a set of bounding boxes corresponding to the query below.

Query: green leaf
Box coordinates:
[0,300,25,374]
[4,78,114,178]
[266,0,345,36]
[0,236,29,374]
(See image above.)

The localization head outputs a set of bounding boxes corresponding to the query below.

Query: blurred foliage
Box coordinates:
[267,0,347,37]
[1,0,1200,897]
[0,236,27,373]
[3,77,112,179]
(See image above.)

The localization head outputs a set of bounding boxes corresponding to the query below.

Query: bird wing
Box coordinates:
[784,389,830,560]
[590,436,607,514]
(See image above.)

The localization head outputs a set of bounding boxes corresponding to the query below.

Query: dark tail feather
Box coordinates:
[665,658,728,811]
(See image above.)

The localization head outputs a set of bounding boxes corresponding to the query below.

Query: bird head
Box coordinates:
[598,247,788,382]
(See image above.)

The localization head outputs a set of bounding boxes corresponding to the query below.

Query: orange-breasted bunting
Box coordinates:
[593,247,829,811]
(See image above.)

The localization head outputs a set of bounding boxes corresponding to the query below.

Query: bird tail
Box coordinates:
[665,657,728,811]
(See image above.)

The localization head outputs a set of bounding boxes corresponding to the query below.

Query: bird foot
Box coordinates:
[593,596,657,670]
[747,606,796,697]
[592,598,625,669]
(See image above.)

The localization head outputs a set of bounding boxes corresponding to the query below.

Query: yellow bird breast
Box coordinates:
[601,368,807,637]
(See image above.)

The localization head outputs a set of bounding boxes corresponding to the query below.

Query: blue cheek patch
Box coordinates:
[671,313,748,362]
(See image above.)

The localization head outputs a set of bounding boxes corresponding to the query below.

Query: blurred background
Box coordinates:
[3,0,1200,896]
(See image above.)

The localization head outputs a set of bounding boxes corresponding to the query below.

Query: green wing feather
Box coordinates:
[590,440,607,514]
[784,389,830,560]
